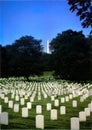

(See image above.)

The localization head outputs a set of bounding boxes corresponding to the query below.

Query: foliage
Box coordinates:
[1,36,43,80]
[68,0,92,28]
[50,29,92,81]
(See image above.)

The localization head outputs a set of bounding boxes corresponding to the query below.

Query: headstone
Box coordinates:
[36,115,44,129]
[79,111,86,121]
[15,95,19,101]
[71,117,79,130]
[54,99,59,107]
[0,105,2,114]
[60,106,66,115]
[8,100,13,108]
[36,105,42,114]
[27,102,32,109]
[51,96,55,101]
[88,103,92,112]
[65,96,69,102]
[20,98,25,105]
[80,96,84,102]
[46,103,51,111]
[11,94,14,99]
[22,107,28,117]
[61,97,65,103]
[50,109,57,120]
[72,100,77,107]
[4,97,8,103]
[69,94,73,99]
[30,97,34,102]
[14,104,19,112]
[84,108,90,116]
[0,112,8,125]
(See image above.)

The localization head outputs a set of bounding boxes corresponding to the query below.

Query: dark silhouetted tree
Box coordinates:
[68,0,92,28]
[50,29,92,81]
[5,35,43,80]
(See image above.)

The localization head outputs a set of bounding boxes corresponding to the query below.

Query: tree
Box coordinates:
[68,0,92,28]
[0,45,9,78]
[5,35,43,80]
[42,53,53,71]
[50,29,92,81]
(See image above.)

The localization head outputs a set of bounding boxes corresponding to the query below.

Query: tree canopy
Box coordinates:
[1,36,43,80]
[50,29,92,81]
[68,0,92,28]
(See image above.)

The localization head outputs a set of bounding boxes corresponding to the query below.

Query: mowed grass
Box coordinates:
[0,78,92,130]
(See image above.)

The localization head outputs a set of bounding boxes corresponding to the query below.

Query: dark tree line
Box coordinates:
[0,36,45,80]
[50,30,92,81]
[0,31,92,81]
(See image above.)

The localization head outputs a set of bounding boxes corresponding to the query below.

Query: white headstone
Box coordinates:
[22,107,28,117]
[0,112,8,125]
[79,111,86,122]
[20,98,25,105]
[8,100,13,108]
[69,94,73,99]
[65,96,69,102]
[84,108,90,116]
[88,103,92,112]
[61,97,65,103]
[50,109,57,120]
[0,105,2,114]
[51,96,55,101]
[36,105,42,114]
[27,102,32,109]
[80,96,84,102]
[14,104,19,112]
[60,106,66,115]
[72,100,77,107]
[71,117,79,130]
[54,99,59,107]
[15,95,19,101]
[30,97,34,102]
[36,115,44,129]
[46,103,51,111]
[4,97,8,103]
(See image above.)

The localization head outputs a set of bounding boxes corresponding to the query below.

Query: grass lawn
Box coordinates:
[0,77,92,129]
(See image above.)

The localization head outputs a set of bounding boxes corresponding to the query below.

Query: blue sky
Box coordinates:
[0,0,91,51]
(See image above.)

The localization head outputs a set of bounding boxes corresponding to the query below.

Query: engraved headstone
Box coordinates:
[71,117,79,130]
[8,100,13,108]
[54,99,59,107]
[27,102,32,109]
[4,97,8,103]
[61,97,65,103]
[60,106,66,115]
[47,103,51,111]
[36,115,44,129]
[84,108,90,116]
[22,107,28,117]
[14,104,19,112]
[0,112,8,125]
[0,105,2,114]
[50,109,57,120]
[72,100,77,107]
[79,111,86,121]
[20,98,25,105]
[36,105,42,114]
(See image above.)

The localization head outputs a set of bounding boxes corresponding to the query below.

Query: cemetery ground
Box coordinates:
[0,76,92,130]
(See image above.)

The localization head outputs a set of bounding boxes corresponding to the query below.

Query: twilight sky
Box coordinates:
[0,0,91,51]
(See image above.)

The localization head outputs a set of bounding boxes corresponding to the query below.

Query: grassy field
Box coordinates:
[0,77,92,130]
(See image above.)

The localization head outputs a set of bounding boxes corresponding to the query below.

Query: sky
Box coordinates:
[0,0,91,51]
